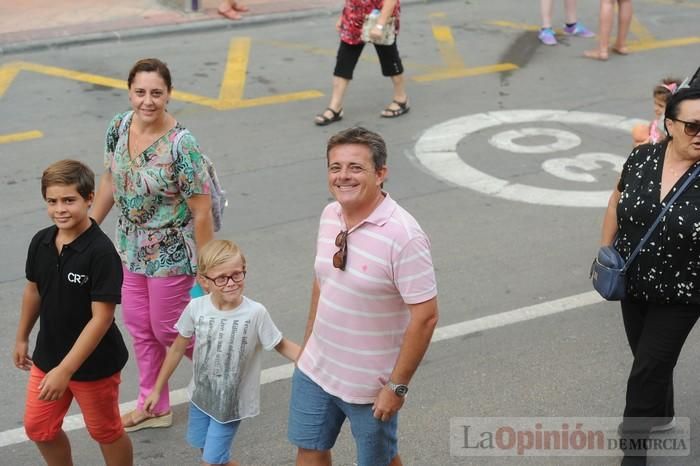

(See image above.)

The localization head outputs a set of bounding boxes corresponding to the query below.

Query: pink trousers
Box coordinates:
[121,267,194,414]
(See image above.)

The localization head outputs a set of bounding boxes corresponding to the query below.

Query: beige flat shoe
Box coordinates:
[122,409,173,433]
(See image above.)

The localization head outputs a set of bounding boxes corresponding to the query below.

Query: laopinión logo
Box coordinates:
[450,417,690,457]
[67,272,89,285]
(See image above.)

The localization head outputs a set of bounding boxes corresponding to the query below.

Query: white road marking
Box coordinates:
[0,291,604,448]
[413,110,647,207]
[489,127,581,154]
[542,152,626,183]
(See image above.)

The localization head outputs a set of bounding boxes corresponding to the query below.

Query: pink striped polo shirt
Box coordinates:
[297,193,437,404]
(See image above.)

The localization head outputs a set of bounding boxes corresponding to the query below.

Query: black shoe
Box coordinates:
[621,455,646,465]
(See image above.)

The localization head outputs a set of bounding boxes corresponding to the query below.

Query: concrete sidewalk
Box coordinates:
[0,0,339,54]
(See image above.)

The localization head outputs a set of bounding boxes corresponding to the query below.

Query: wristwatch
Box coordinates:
[387,380,408,397]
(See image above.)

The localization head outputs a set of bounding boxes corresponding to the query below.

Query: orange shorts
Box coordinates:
[24,366,124,444]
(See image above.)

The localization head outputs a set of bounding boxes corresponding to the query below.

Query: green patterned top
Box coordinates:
[104,111,210,277]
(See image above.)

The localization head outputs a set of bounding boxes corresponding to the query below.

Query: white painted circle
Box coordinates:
[489,127,581,154]
[413,110,647,207]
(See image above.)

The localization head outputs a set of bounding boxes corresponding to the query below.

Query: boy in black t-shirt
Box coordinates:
[13,159,133,465]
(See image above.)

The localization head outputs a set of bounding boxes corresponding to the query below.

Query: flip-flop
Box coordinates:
[218,6,242,20]
[381,100,410,118]
[315,108,343,126]
[583,49,608,61]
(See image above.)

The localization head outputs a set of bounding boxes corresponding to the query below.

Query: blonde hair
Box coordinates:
[198,240,246,276]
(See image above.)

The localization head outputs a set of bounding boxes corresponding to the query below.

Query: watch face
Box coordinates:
[394,384,408,397]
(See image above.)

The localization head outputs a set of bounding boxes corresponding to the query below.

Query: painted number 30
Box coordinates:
[413,110,646,207]
[488,127,625,183]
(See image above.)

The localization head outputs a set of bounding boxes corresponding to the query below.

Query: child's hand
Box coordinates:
[38,366,71,401]
[13,340,32,371]
[143,393,160,414]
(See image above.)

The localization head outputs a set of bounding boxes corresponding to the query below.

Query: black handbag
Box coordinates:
[591,163,700,300]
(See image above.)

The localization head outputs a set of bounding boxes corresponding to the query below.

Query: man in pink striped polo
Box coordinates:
[288,127,439,466]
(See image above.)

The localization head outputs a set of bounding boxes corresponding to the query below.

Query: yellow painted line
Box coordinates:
[642,0,700,7]
[626,36,700,52]
[0,62,23,97]
[0,130,43,144]
[0,38,324,111]
[218,37,249,102]
[487,20,541,32]
[431,23,466,69]
[18,61,127,89]
[629,15,656,43]
[413,63,518,83]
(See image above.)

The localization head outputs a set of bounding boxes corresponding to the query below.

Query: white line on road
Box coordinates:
[0,291,605,448]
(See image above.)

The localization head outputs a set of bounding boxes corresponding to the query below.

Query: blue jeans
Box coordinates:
[186,403,241,465]
[287,368,398,466]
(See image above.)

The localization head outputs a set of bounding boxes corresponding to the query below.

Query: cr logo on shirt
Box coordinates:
[67,272,89,285]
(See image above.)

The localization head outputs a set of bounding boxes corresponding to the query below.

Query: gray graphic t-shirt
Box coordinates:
[176,295,283,423]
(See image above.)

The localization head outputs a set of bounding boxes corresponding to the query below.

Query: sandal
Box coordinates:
[583,49,608,61]
[218,5,242,20]
[381,100,410,118]
[314,108,343,126]
[232,1,249,12]
[122,409,173,433]
[611,46,629,55]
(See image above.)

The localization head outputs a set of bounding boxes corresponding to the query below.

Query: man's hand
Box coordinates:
[38,366,72,401]
[369,24,384,42]
[13,340,32,370]
[372,385,405,422]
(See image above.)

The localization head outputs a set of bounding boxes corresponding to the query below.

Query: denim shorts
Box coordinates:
[186,403,241,465]
[287,368,398,466]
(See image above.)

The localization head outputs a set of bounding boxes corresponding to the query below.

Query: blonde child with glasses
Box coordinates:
[144,239,299,466]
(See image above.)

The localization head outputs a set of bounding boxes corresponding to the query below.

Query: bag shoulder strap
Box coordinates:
[171,127,190,161]
[117,111,134,138]
[623,162,700,271]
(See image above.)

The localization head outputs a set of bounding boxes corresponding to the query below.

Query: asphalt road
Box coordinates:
[1,0,700,464]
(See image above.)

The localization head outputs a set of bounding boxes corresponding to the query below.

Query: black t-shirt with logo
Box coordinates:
[25,220,128,381]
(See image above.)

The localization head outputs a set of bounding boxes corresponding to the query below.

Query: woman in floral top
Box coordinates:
[93,58,214,432]
[314,0,408,126]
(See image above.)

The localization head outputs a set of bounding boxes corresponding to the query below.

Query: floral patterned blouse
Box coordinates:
[340,0,400,45]
[616,141,700,304]
[104,111,210,277]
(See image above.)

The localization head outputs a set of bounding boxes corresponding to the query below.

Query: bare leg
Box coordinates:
[613,0,633,53]
[315,76,349,123]
[35,430,73,466]
[390,74,407,104]
[381,74,409,116]
[563,0,578,25]
[99,433,133,466]
[296,448,332,466]
[584,0,614,60]
[540,0,554,27]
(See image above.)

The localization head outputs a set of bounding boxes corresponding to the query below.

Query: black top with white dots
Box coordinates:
[616,141,700,304]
